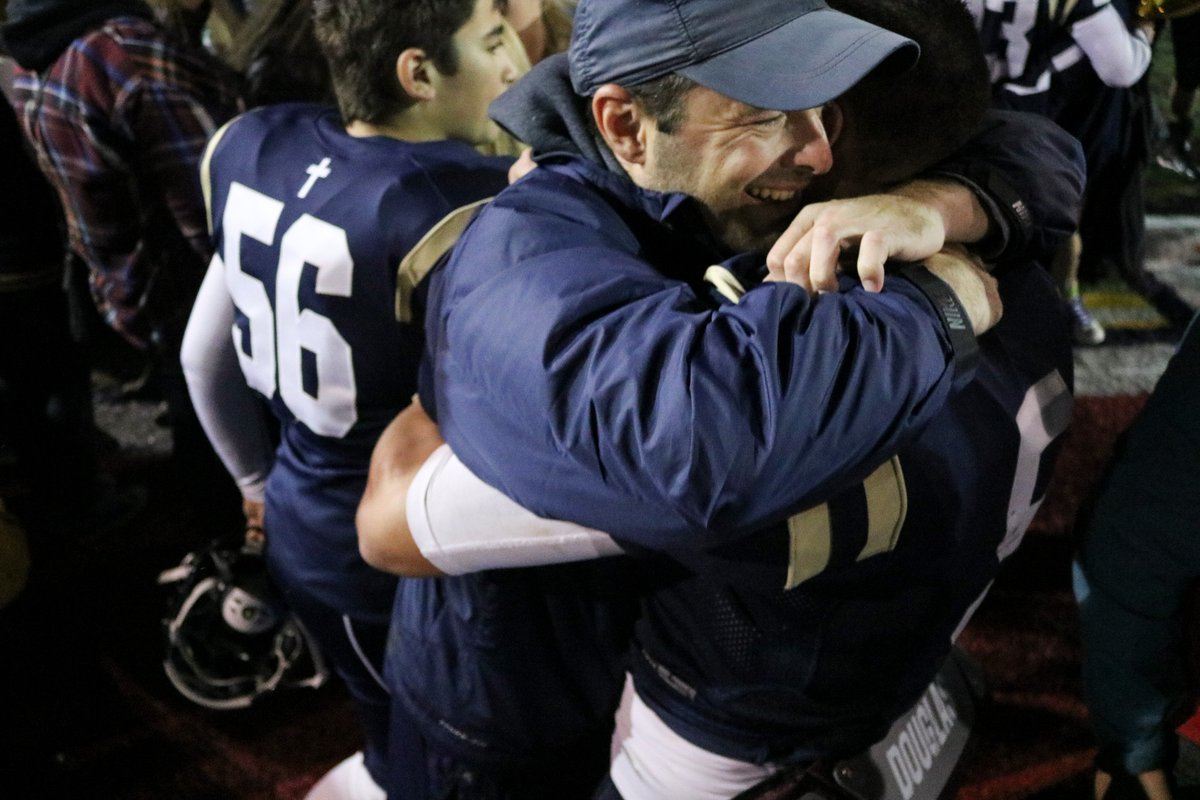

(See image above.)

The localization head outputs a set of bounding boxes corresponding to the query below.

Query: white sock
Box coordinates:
[303,751,386,800]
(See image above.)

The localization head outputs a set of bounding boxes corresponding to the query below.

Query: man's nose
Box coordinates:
[785,109,834,175]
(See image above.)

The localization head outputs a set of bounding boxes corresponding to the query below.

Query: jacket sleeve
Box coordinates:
[932,109,1086,266]
[1074,560,1187,776]
[431,205,959,552]
[1073,319,1200,776]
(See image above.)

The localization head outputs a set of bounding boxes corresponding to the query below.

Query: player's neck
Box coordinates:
[346,108,453,144]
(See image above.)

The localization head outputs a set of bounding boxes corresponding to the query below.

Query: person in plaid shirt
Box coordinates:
[2,0,242,527]
[3,0,239,349]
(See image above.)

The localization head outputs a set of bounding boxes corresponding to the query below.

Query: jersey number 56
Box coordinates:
[219,182,357,438]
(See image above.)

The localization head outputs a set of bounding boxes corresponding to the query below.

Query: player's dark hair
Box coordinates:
[829,0,991,187]
[312,0,478,123]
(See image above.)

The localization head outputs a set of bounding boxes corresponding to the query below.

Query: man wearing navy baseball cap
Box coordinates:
[366,1,1086,798]
[559,0,951,271]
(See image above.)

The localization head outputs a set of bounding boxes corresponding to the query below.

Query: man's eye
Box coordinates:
[747,115,785,128]
[487,40,505,53]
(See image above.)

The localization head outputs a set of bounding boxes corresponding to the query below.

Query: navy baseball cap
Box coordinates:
[568,0,920,111]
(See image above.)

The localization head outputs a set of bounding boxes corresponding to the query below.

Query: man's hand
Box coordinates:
[356,398,447,577]
[243,498,265,547]
[765,178,991,293]
[766,193,947,293]
[1095,769,1173,800]
[921,245,1002,336]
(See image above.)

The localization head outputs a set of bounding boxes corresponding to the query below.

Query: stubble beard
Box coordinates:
[648,135,789,255]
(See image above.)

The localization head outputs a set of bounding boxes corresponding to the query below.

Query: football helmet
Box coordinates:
[158,539,328,710]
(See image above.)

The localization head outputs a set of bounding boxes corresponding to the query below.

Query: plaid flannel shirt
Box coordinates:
[10,16,239,349]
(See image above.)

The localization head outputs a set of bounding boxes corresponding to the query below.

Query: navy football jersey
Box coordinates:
[969,0,1128,112]
[205,103,510,617]
[630,261,1074,764]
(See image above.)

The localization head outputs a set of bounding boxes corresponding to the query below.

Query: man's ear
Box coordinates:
[397,47,437,103]
[593,84,648,167]
[822,102,844,147]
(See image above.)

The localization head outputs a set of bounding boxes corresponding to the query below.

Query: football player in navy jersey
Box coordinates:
[180,1,516,797]
[358,0,1077,797]
[967,0,1156,344]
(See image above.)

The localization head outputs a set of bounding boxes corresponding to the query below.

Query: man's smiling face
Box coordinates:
[640,85,841,253]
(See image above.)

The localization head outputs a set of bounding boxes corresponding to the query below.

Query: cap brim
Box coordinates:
[678,7,918,111]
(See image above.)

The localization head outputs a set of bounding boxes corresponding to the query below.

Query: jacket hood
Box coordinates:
[489,53,626,175]
[2,0,151,71]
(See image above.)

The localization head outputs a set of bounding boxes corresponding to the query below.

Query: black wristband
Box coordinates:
[931,167,1032,266]
[895,264,980,392]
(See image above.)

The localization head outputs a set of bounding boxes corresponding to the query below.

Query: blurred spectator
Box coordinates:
[478,0,573,158]
[226,0,333,108]
[498,0,572,65]
[1,0,242,528]
[1074,312,1200,800]
[2,0,239,352]
[1157,9,1200,181]
[147,0,220,48]
[0,85,126,533]
[970,0,1155,345]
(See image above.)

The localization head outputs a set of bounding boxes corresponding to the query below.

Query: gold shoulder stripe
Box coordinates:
[785,503,832,590]
[703,265,747,304]
[395,198,492,323]
[858,456,908,562]
[200,117,238,235]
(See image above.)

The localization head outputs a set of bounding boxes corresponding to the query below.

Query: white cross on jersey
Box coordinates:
[298,157,332,199]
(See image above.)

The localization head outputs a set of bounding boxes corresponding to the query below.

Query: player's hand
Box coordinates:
[1095,768,1173,800]
[242,497,265,546]
[921,245,1002,336]
[509,148,537,184]
[765,194,946,293]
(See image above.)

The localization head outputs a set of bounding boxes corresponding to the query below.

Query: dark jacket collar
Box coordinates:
[2,0,152,72]
[490,53,624,174]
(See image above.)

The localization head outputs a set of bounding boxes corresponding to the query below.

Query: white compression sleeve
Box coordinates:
[406,445,624,575]
[1071,4,1151,88]
[180,256,274,503]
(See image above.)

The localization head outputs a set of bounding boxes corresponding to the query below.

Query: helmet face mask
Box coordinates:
[159,541,328,710]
